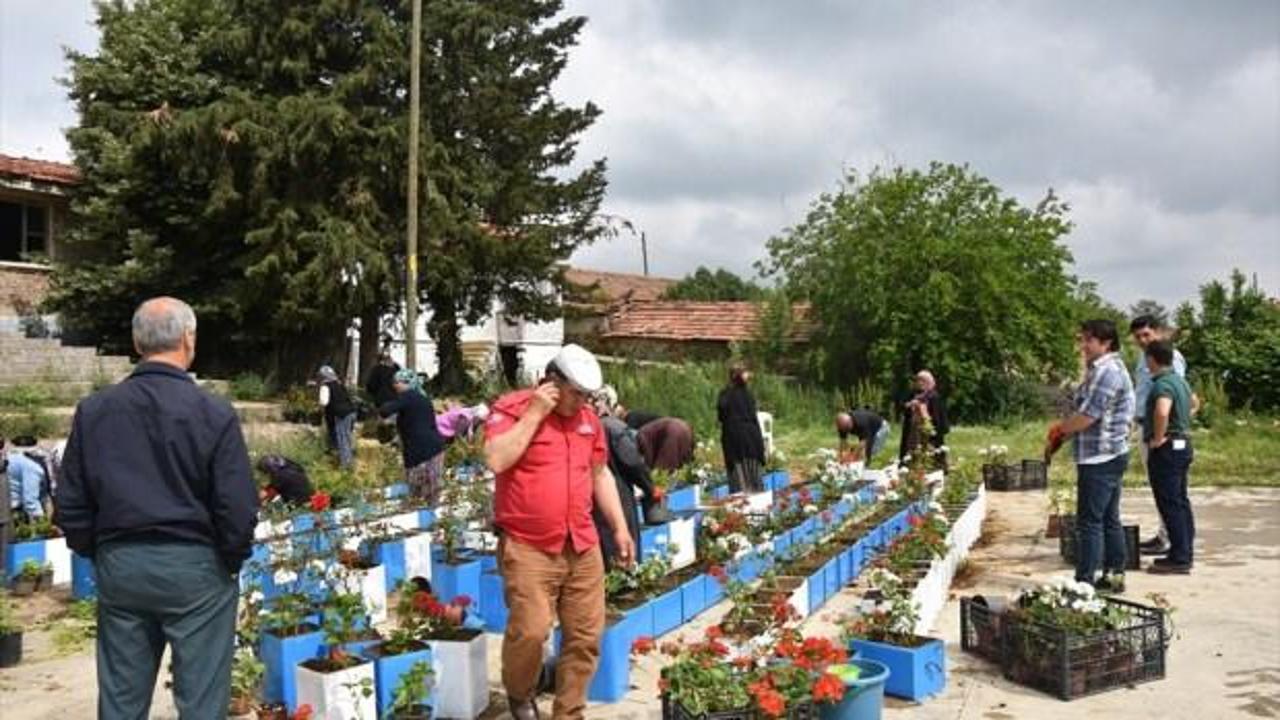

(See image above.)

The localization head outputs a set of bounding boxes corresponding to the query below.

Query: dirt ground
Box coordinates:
[3,487,1278,719]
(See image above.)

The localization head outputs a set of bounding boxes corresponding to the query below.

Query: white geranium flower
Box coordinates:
[803,504,819,514]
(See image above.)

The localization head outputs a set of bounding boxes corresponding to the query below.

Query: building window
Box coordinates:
[0,200,49,262]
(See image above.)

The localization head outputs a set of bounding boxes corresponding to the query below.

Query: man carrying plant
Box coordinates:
[485,344,635,720]
[1142,340,1196,575]
[1128,315,1199,556]
[54,297,259,720]
[1045,319,1136,593]
[835,408,890,462]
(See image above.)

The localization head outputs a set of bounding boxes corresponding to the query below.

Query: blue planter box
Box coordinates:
[476,552,497,574]
[431,553,482,606]
[650,587,683,637]
[824,557,841,598]
[772,530,793,561]
[707,485,731,501]
[807,570,827,615]
[72,553,96,600]
[623,600,654,640]
[704,573,726,605]
[480,571,508,631]
[851,637,946,701]
[588,610,643,703]
[763,471,790,492]
[640,523,672,561]
[733,552,765,584]
[260,626,326,710]
[666,485,698,512]
[4,538,46,582]
[365,643,433,717]
[417,508,437,528]
[371,538,408,593]
[679,575,706,623]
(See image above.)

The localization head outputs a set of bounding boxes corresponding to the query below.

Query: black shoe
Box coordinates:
[1148,558,1192,575]
[1094,573,1126,594]
[1139,538,1170,555]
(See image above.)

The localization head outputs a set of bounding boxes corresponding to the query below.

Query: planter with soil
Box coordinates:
[295,656,377,720]
[426,627,489,718]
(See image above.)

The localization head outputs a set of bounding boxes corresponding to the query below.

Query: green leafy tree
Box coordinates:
[662,266,763,301]
[46,0,605,388]
[1129,298,1170,327]
[1174,270,1280,411]
[759,163,1080,420]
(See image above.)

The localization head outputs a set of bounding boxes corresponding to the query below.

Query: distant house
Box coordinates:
[562,267,677,345]
[0,154,80,332]
[594,300,817,361]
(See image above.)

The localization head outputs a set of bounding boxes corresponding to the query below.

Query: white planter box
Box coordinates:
[256,518,292,541]
[668,515,698,571]
[788,581,810,620]
[386,511,421,533]
[404,533,433,583]
[295,660,377,720]
[462,530,497,552]
[429,632,490,719]
[46,536,71,585]
[745,490,774,514]
[342,565,388,625]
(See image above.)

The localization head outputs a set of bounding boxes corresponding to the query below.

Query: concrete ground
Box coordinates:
[3,487,1278,719]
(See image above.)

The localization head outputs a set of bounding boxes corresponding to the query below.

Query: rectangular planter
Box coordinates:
[429,630,490,719]
[667,512,700,571]
[666,485,699,512]
[679,575,707,623]
[851,637,947,701]
[3,536,70,585]
[365,644,433,718]
[640,522,672,562]
[587,611,643,703]
[745,490,774,514]
[370,538,407,593]
[807,570,827,615]
[823,557,841,599]
[763,470,790,492]
[703,573,726,606]
[623,599,655,641]
[342,564,388,625]
[403,533,433,585]
[71,552,96,600]
[480,571,508,632]
[771,529,793,561]
[295,658,377,719]
[417,508,437,529]
[261,626,326,709]
[650,586,684,637]
[431,553,482,606]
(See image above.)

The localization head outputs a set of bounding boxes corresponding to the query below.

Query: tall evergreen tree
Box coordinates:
[48,0,605,388]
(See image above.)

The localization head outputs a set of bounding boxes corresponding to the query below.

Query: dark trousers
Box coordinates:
[95,540,238,720]
[1148,439,1195,564]
[1075,453,1129,582]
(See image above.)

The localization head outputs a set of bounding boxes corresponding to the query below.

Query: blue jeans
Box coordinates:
[869,422,891,459]
[334,412,357,469]
[1149,439,1195,564]
[1075,453,1129,582]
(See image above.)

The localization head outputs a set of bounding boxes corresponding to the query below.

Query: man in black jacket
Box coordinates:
[55,297,258,720]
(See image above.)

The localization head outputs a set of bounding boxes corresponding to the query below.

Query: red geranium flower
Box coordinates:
[631,636,656,656]
[708,565,729,584]
[705,624,724,641]
[264,486,279,500]
[451,595,473,608]
[755,688,786,718]
[411,591,435,613]
[309,492,331,512]
[909,514,924,528]
[292,705,314,720]
[812,673,846,703]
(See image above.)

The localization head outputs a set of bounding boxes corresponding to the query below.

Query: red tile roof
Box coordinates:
[0,154,81,186]
[564,268,677,305]
[603,301,816,343]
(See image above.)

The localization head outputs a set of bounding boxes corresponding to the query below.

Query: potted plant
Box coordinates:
[362,592,435,717]
[336,550,388,625]
[840,569,947,702]
[430,471,483,605]
[258,591,326,709]
[10,560,41,596]
[0,591,22,668]
[978,445,1014,490]
[230,646,265,715]
[412,590,488,719]
[385,659,433,719]
[295,590,377,720]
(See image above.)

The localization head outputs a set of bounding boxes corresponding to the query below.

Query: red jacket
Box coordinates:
[485,389,608,554]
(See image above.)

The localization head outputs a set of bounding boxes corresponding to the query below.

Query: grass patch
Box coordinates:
[49,599,97,656]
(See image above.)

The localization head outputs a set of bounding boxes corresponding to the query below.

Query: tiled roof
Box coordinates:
[564,268,677,306]
[0,154,81,186]
[603,301,816,343]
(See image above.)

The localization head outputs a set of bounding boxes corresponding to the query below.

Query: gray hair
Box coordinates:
[132,297,197,355]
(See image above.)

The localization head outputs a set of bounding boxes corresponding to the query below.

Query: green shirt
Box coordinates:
[1144,370,1192,441]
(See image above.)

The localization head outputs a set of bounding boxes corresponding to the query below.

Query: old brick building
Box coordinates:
[0,154,80,332]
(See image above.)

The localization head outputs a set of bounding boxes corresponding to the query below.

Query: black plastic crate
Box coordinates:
[1000,596,1167,700]
[1058,517,1141,571]
[662,695,817,720]
[960,597,1006,663]
[983,464,1020,491]
[1020,460,1048,489]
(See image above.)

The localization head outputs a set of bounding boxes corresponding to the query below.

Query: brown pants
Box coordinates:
[498,535,605,719]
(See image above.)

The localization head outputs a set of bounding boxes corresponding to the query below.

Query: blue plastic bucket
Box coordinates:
[820,659,890,720]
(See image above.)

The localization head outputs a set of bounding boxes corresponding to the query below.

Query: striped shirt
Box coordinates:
[1073,352,1136,465]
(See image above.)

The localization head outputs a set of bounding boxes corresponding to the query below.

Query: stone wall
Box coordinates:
[0,261,51,315]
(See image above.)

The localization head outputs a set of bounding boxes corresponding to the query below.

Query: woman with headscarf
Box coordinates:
[378,369,446,504]
[898,369,950,465]
[317,365,357,469]
[717,364,766,493]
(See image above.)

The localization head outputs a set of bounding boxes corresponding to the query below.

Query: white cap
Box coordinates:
[551,344,603,393]
[595,384,619,409]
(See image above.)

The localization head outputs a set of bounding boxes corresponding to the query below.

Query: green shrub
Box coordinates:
[0,385,55,410]
[281,385,322,425]
[229,373,272,401]
[0,409,59,439]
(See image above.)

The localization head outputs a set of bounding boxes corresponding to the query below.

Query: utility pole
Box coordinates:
[405,0,422,369]
[641,231,649,277]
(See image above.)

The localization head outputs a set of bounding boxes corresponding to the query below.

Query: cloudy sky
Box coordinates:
[3,2,1277,310]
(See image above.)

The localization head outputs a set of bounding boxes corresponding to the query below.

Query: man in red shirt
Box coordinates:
[485,344,634,720]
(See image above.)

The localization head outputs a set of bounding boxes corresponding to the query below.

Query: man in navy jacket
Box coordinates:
[56,297,258,720]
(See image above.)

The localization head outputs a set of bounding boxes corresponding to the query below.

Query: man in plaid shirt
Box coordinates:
[1046,319,1136,593]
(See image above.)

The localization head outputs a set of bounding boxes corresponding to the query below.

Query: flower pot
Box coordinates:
[260,624,326,709]
[807,568,827,615]
[667,512,699,571]
[341,563,388,625]
[430,553,481,607]
[850,637,946,702]
[389,706,432,720]
[679,574,706,623]
[428,628,489,718]
[1045,514,1065,539]
[819,659,890,720]
[363,642,433,719]
[824,556,842,598]
[587,611,642,703]
[0,631,22,668]
[295,658,377,720]
[480,571,508,631]
[666,485,700,512]
[403,533,433,586]
[650,586,684,637]
[640,522,672,562]
[9,576,36,597]
[370,537,408,592]
[36,568,55,591]
[71,552,97,600]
